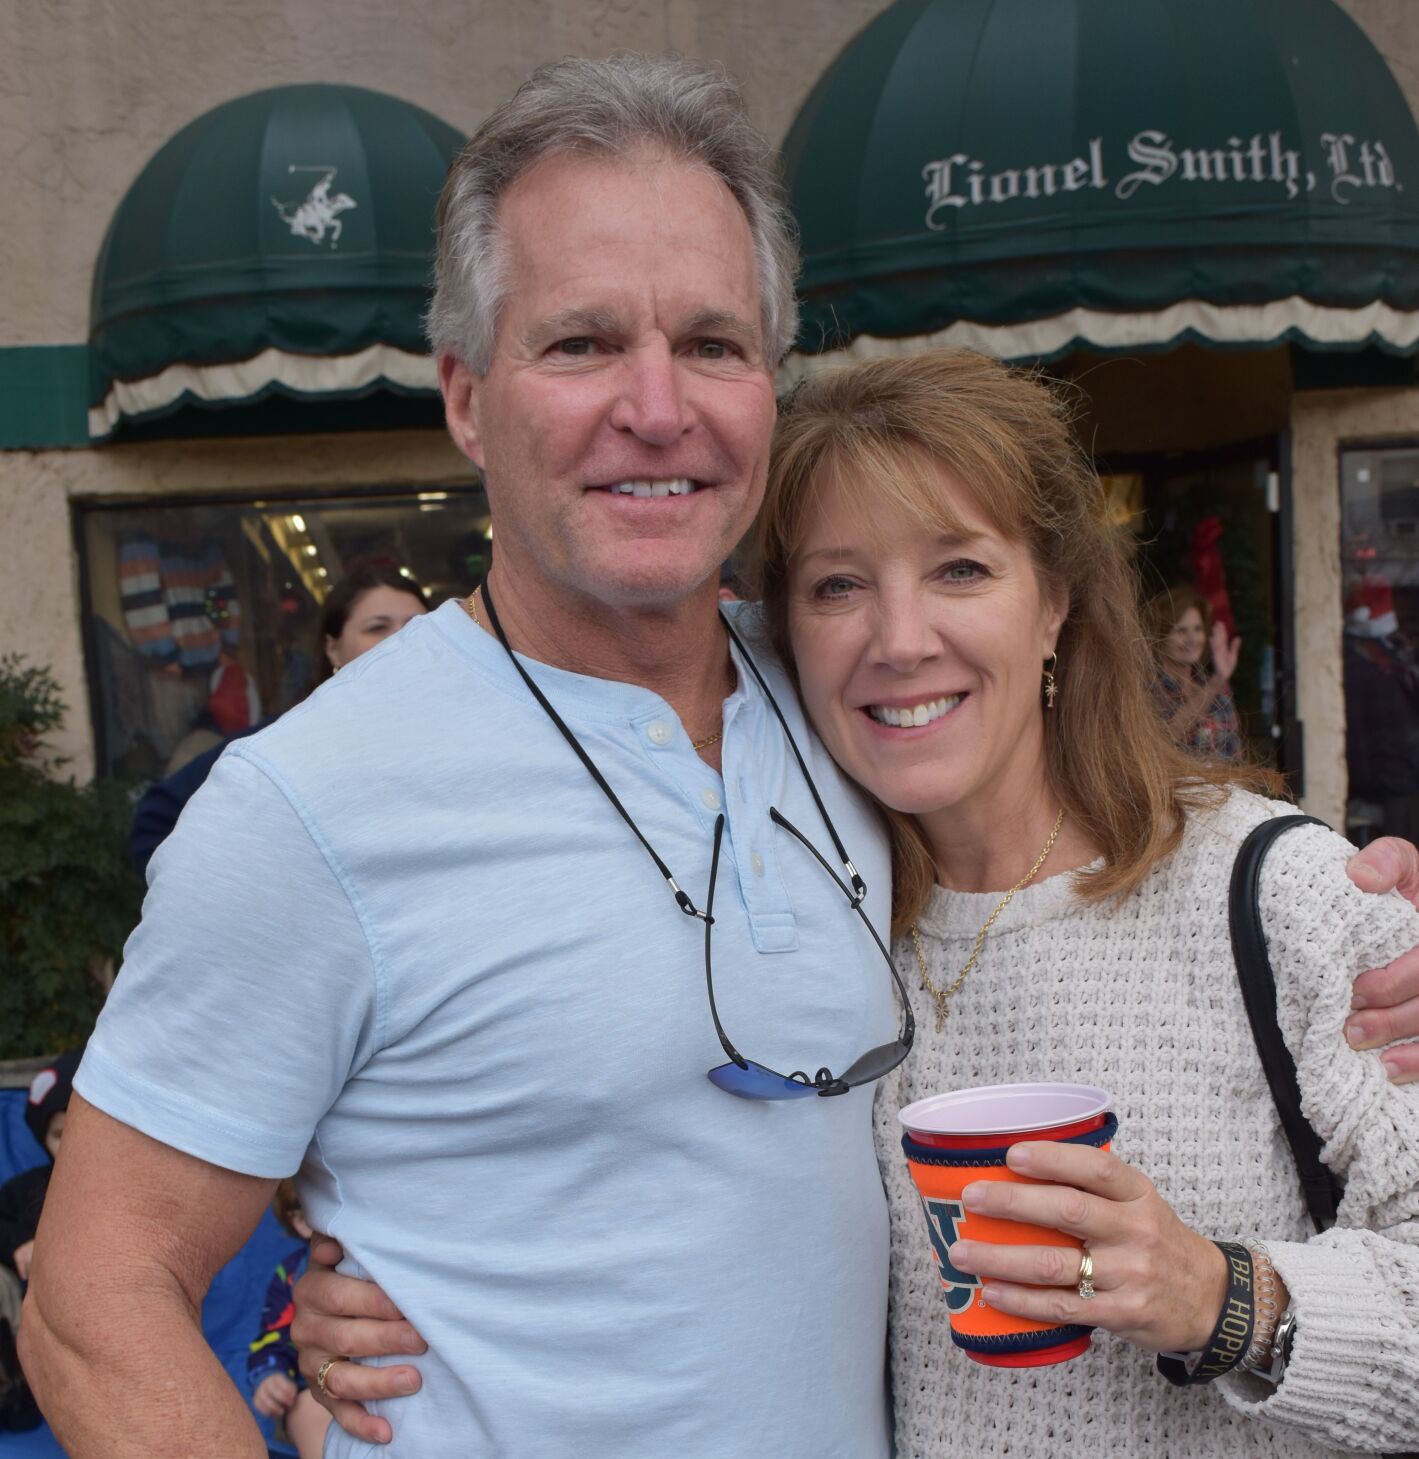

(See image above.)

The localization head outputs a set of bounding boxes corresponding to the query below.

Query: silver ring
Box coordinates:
[1076,1249,1096,1300]
[315,1356,347,1398]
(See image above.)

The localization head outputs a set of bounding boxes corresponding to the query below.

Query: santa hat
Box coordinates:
[24,1046,85,1154]
[1345,579,1399,639]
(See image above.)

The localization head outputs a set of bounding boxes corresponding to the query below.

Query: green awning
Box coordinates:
[89,84,465,438]
[782,0,1419,366]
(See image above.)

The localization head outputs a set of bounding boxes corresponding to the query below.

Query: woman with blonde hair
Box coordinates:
[1144,584,1244,761]
[743,348,1419,1455]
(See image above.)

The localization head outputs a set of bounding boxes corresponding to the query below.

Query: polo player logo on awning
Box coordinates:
[271,165,357,247]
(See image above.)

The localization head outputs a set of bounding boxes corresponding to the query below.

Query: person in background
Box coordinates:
[0,1051,82,1287]
[1344,577,1419,845]
[248,1181,330,1459]
[128,561,429,874]
[315,561,430,681]
[1145,586,1243,762]
[0,1048,83,1432]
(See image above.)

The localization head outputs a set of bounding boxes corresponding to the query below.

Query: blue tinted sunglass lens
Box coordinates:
[708,1061,819,1099]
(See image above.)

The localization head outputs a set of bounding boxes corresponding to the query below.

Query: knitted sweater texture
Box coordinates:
[876,790,1419,1457]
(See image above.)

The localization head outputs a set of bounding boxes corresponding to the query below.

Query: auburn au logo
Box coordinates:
[919,1197,979,1313]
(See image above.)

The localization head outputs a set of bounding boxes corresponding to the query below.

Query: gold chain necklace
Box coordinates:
[910,808,1065,1035]
[463,589,722,752]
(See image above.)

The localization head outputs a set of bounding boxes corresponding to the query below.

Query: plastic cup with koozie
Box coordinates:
[898,1081,1116,1367]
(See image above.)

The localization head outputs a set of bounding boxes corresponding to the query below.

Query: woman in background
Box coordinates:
[317,561,430,682]
[1145,586,1243,762]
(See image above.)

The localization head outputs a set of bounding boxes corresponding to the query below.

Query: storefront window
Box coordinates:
[77,486,490,780]
[1341,443,1419,845]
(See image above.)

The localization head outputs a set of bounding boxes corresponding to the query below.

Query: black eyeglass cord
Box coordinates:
[720,613,866,903]
[701,814,739,1063]
[770,808,904,990]
[479,579,708,918]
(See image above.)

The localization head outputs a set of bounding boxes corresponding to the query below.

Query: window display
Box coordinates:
[78,486,490,779]
[1341,443,1419,845]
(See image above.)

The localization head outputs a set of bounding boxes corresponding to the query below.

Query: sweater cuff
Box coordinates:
[1218,1238,1414,1448]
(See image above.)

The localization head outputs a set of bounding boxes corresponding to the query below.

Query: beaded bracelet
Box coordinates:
[1156,1241,1256,1387]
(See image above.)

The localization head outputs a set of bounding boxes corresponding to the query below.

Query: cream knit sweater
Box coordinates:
[876,790,1419,1458]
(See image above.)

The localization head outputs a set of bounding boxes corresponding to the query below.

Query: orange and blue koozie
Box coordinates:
[900,1084,1116,1368]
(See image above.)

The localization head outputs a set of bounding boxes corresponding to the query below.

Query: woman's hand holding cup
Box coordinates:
[947,1140,1239,1354]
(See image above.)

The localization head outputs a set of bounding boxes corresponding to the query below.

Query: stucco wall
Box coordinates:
[1292,386,1419,828]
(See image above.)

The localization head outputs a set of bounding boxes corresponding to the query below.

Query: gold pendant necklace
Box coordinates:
[910,808,1065,1035]
[464,589,722,752]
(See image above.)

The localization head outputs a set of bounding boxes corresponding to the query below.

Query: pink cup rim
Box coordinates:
[899,1081,1112,1138]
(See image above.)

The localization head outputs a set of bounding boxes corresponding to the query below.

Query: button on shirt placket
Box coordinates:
[717,695,798,952]
[637,712,727,824]
[634,695,796,950]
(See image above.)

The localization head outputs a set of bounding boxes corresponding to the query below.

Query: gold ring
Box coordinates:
[1076,1249,1096,1301]
[315,1356,347,1398]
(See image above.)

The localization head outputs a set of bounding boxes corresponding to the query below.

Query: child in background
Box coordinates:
[0,1046,84,1431]
[247,1179,331,1459]
[0,1047,82,1283]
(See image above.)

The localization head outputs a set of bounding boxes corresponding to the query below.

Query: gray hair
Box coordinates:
[427,53,800,371]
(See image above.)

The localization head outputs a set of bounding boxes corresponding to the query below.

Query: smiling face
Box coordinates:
[440,150,776,615]
[787,460,1065,828]
[1163,606,1207,668]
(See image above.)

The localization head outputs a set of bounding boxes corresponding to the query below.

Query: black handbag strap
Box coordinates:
[1230,819,1419,1455]
[1229,814,1345,1234]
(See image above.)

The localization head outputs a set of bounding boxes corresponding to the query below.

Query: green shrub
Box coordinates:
[0,655,144,1058]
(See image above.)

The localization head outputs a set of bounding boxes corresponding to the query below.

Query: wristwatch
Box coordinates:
[1257,1305,1297,1387]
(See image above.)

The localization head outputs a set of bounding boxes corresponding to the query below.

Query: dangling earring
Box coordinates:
[1042,652,1058,709]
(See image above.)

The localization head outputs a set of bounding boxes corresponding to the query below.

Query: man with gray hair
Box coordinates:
[22,54,902,1457]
